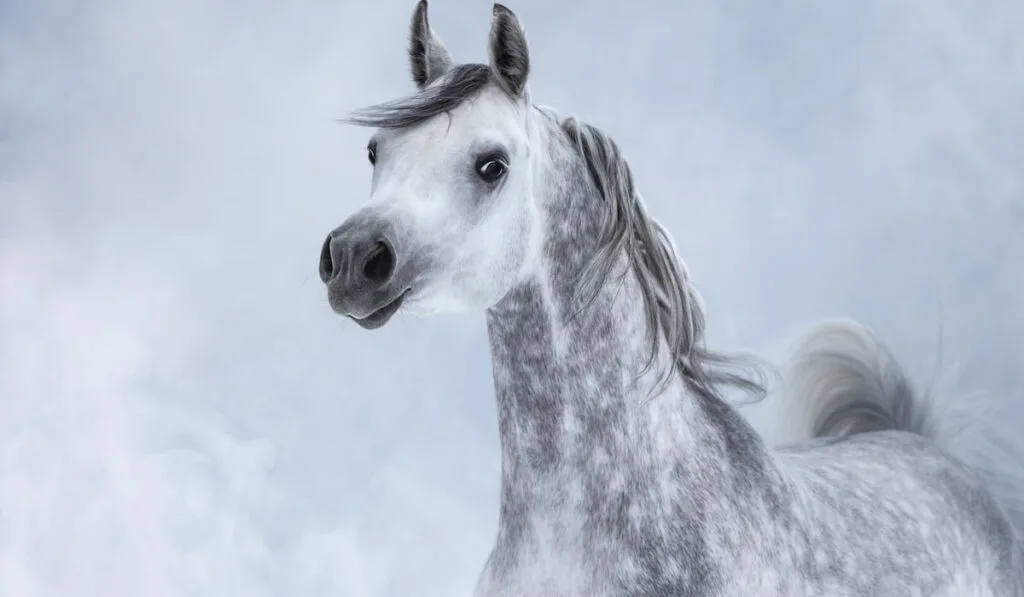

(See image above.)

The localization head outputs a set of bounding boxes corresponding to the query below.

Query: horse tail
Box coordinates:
[774,319,1024,538]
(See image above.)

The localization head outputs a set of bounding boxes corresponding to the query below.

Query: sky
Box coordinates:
[1,0,1022,595]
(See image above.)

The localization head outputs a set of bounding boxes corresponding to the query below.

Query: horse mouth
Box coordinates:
[349,289,410,330]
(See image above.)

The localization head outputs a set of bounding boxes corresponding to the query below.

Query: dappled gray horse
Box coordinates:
[317,2,1024,595]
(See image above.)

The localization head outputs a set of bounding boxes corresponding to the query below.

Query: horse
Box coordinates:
[317,2,1024,595]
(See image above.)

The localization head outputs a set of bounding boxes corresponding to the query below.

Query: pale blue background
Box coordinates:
[1,1,1022,595]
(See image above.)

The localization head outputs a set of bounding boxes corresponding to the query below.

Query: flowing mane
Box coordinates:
[558,115,767,402]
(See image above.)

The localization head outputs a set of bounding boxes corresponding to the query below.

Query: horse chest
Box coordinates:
[473,543,718,597]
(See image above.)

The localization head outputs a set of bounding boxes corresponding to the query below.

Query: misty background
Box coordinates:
[1,0,1022,595]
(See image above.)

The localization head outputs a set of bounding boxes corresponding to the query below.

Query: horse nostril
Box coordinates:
[361,241,395,284]
[319,235,335,283]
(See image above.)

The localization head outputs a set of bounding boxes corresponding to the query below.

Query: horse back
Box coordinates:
[773,430,1022,594]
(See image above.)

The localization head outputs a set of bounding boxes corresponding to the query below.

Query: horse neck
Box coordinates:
[486,265,708,485]
[483,116,779,559]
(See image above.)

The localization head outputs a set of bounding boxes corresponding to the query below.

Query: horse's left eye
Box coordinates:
[477,158,508,182]
[367,145,377,166]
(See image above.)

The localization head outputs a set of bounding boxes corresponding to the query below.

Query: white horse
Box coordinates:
[318,2,1024,595]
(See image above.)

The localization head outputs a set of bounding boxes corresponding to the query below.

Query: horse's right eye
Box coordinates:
[367,145,377,166]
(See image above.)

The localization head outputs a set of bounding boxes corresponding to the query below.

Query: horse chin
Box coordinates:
[347,290,409,330]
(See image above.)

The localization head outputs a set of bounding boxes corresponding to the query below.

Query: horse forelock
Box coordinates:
[345,63,494,129]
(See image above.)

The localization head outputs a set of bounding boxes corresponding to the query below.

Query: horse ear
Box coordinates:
[409,0,453,89]
[488,3,530,97]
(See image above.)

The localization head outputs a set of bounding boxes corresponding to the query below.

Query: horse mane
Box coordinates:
[345,63,768,404]
[559,117,769,404]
